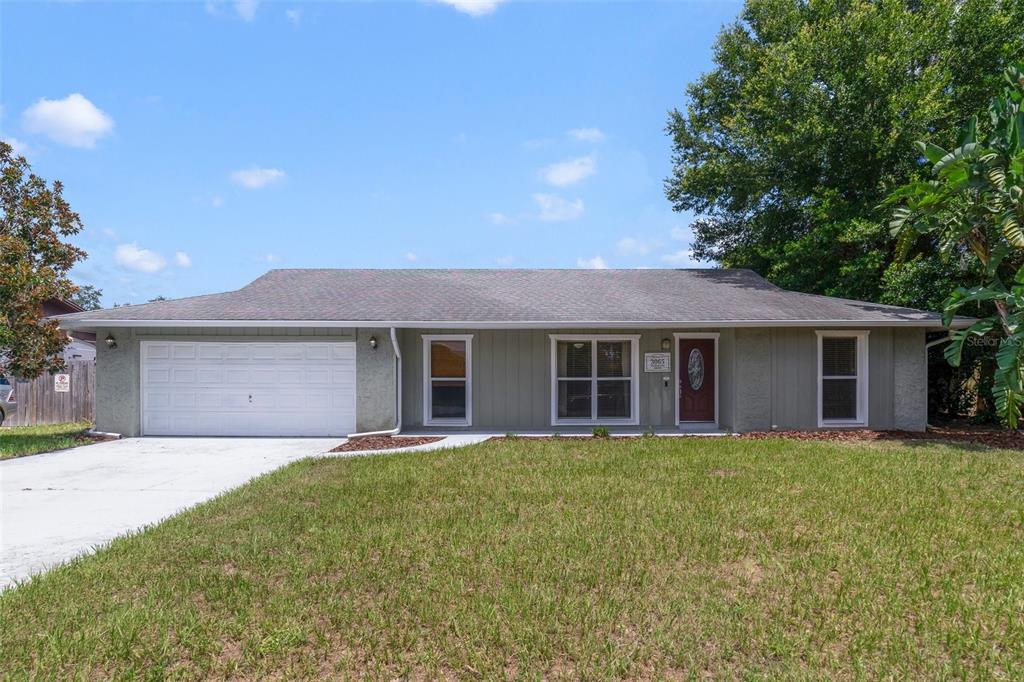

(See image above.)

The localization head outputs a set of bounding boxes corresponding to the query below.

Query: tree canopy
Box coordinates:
[666,0,1024,306]
[69,284,103,311]
[0,141,86,378]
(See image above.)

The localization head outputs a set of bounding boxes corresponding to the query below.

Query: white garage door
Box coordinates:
[141,341,356,437]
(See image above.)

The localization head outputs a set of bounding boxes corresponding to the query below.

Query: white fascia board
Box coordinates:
[59,318,962,330]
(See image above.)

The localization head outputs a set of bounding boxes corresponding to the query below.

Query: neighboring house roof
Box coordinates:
[41,298,85,317]
[56,268,960,328]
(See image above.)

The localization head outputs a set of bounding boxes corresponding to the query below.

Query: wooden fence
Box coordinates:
[7,360,95,426]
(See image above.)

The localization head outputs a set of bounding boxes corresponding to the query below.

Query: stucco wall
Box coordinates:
[354,328,397,432]
[893,328,927,431]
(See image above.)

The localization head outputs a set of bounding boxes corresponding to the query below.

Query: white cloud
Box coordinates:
[21,93,114,148]
[533,193,584,222]
[404,251,418,262]
[568,127,605,143]
[495,255,516,266]
[616,237,660,257]
[285,8,302,25]
[204,1,260,21]
[670,225,692,241]
[488,212,514,225]
[259,253,282,263]
[210,195,224,208]
[234,0,259,21]
[230,167,286,189]
[115,243,166,273]
[174,251,192,268]
[577,256,608,269]
[542,155,595,187]
[436,0,504,16]
[661,248,698,266]
[3,137,29,156]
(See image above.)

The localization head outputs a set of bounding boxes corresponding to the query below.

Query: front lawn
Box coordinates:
[0,421,95,460]
[2,437,1023,678]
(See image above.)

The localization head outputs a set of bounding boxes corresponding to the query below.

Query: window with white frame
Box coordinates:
[817,331,868,426]
[551,335,639,424]
[423,335,472,425]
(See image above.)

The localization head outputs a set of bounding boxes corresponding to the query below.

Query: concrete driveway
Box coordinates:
[0,437,337,589]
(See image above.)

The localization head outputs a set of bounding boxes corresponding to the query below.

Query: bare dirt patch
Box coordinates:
[739,426,1024,451]
[329,436,444,452]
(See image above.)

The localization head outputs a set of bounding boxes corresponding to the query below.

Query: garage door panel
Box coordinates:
[147,368,171,384]
[142,341,357,437]
[198,369,222,383]
[146,344,171,360]
[226,369,250,384]
[172,368,196,383]
[198,345,224,360]
[331,345,355,360]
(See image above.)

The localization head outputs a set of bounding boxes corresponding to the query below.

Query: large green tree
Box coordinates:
[666,0,1024,306]
[0,141,86,378]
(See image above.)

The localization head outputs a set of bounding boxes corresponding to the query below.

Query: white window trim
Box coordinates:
[423,334,473,426]
[674,332,720,428]
[549,334,641,426]
[816,330,869,428]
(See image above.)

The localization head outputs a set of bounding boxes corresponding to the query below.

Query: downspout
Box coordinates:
[346,327,403,438]
[925,334,951,429]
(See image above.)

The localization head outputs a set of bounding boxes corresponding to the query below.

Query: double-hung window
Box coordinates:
[551,335,640,425]
[423,335,472,425]
[817,331,868,427]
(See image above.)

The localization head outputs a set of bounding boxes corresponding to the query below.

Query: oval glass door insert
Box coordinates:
[687,348,704,390]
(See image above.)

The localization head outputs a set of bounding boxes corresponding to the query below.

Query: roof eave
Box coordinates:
[56,318,964,331]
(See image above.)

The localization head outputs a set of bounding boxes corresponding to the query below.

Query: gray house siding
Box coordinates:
[403,327,926,432]
[401,328,734,431]
[93,326,395,437]
[92,324,926,437]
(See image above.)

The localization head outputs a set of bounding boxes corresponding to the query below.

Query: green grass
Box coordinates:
[2,437,1023,679]
[0,421,94,460]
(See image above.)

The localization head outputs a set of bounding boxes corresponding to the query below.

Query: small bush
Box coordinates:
[505,432,518,440]
[592,426,610,438]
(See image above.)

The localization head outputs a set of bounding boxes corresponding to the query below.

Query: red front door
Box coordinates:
[679,338,715,422]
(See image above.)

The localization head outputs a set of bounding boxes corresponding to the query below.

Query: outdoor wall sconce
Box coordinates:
[369,336,378,350]
[661,338,671,351]
[105,334,117,350]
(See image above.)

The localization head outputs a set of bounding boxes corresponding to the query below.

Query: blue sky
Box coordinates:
[1,0,741,306]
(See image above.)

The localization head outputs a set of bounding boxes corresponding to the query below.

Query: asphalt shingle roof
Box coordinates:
[57,268,947,326]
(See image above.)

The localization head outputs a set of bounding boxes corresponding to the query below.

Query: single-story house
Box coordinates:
[56,268,963,437]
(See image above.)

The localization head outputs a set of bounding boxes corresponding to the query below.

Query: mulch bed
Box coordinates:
[329,436,444,452]
[75,432,118,445]
[740,426,1024,451]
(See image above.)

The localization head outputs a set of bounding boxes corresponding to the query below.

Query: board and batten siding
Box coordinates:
[402,327,925,432]
[733,327,926,432]
[401,328,734,430]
